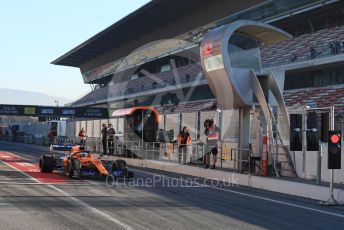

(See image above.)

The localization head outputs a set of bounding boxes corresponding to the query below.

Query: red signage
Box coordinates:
[202,42,213,56]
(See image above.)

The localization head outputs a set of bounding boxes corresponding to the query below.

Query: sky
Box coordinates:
[0,0,150,101]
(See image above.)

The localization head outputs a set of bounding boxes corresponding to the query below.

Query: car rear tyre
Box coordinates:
[112,160,127,171]
[39,155,54,173]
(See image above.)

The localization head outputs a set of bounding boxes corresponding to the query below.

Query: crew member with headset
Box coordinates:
[78,127,87,147]
[204,119,220,169]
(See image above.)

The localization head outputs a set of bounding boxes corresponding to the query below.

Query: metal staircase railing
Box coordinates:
[251,70,296,177]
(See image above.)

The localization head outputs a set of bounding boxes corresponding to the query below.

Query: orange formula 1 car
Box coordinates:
[39,146,133,179]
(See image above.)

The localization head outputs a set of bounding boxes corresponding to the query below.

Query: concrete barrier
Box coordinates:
[119,157,344,203]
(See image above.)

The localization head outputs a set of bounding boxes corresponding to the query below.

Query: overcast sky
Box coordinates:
[0,0,149,101]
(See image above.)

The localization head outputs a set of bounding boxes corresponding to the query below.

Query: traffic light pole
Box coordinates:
[302,106,340,205]
[322,106,340,206]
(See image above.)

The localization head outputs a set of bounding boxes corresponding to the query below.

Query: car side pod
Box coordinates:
[92,158,109,176]
[39,154,55,173]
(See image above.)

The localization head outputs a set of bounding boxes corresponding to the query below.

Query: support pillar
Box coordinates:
[238,106,251,172]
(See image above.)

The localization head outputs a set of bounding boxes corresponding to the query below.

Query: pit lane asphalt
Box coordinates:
[0,141,344,230]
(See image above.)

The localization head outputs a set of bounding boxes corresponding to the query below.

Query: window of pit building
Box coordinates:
[284,65,344,90]
[160,64,171,72]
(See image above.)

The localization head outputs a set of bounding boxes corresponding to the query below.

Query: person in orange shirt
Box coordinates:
[177,126,191,163]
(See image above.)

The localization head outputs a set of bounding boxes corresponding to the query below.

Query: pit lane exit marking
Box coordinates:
[16,162,33,167]
[0,151,67,184]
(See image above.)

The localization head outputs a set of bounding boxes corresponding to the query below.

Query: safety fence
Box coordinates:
[1,135,262,175]
[83,138,261,174]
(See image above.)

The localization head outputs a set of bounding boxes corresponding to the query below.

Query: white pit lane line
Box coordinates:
[132,168,344,219]
[0,152,134,230]
[48,185,133,230]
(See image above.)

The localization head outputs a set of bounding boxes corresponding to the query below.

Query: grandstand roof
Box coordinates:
[51,0,267,67]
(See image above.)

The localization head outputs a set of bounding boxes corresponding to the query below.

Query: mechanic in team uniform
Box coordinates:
[78,128,87,147]
[107,124,116,156]
[204,119,220,169]
[48,127,57,146]
[101,124,107,156]
[177,126,191,163]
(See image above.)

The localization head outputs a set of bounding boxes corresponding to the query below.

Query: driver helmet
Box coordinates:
[70,146,81,154]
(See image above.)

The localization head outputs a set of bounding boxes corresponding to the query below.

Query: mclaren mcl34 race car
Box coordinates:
[39,146,134,179]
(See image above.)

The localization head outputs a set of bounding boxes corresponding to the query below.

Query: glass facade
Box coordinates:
[217,0,324,25]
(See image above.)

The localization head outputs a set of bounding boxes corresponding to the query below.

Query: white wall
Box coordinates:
[158,115,164,130]
[75,121,81,137]
[165,114,179,138]
[118,118,124,133]
[86,120,93,137]
[182,112,197,140]
[93,120,101,137]
[294,144,344,183]
[221,109,239,142]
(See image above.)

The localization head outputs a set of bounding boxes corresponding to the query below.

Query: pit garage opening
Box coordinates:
[112,106,159,143]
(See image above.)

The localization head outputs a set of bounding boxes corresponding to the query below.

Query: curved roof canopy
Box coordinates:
[52,0,268,67]
[51,0,214,67]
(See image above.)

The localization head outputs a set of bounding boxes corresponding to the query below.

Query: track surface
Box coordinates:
[0,141,344,230]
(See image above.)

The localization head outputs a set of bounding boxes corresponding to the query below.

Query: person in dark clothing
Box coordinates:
[310,47,316,59]
[330,42,335,54]
[5,129,9,141]
[177,126,191,163]
[335,40,341,54]
[101,123,107,156]
[107,124,116,156]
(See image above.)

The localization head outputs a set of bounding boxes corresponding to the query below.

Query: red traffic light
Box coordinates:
[330,134,340,144]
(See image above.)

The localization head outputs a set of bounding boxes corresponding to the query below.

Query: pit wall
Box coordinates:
[12,109,344,184]
[294,146,344,184]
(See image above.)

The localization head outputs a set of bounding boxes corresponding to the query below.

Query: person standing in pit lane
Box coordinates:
[204,119,220,169]
[48,127,57,146]
[107,124,116,156]
[78,127,87,147]
[177,126,191,163]
[101,123,107,156]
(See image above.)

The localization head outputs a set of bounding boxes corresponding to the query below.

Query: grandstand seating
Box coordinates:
[261,24,344,67]
[74,80,344,115]
[283,86,344,111]
[73,62,205,105]
[74,24,344,109]
[72,85,109,105]
[156,100,216,114]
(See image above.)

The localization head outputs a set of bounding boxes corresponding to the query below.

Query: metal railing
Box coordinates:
[1,135,262,175]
